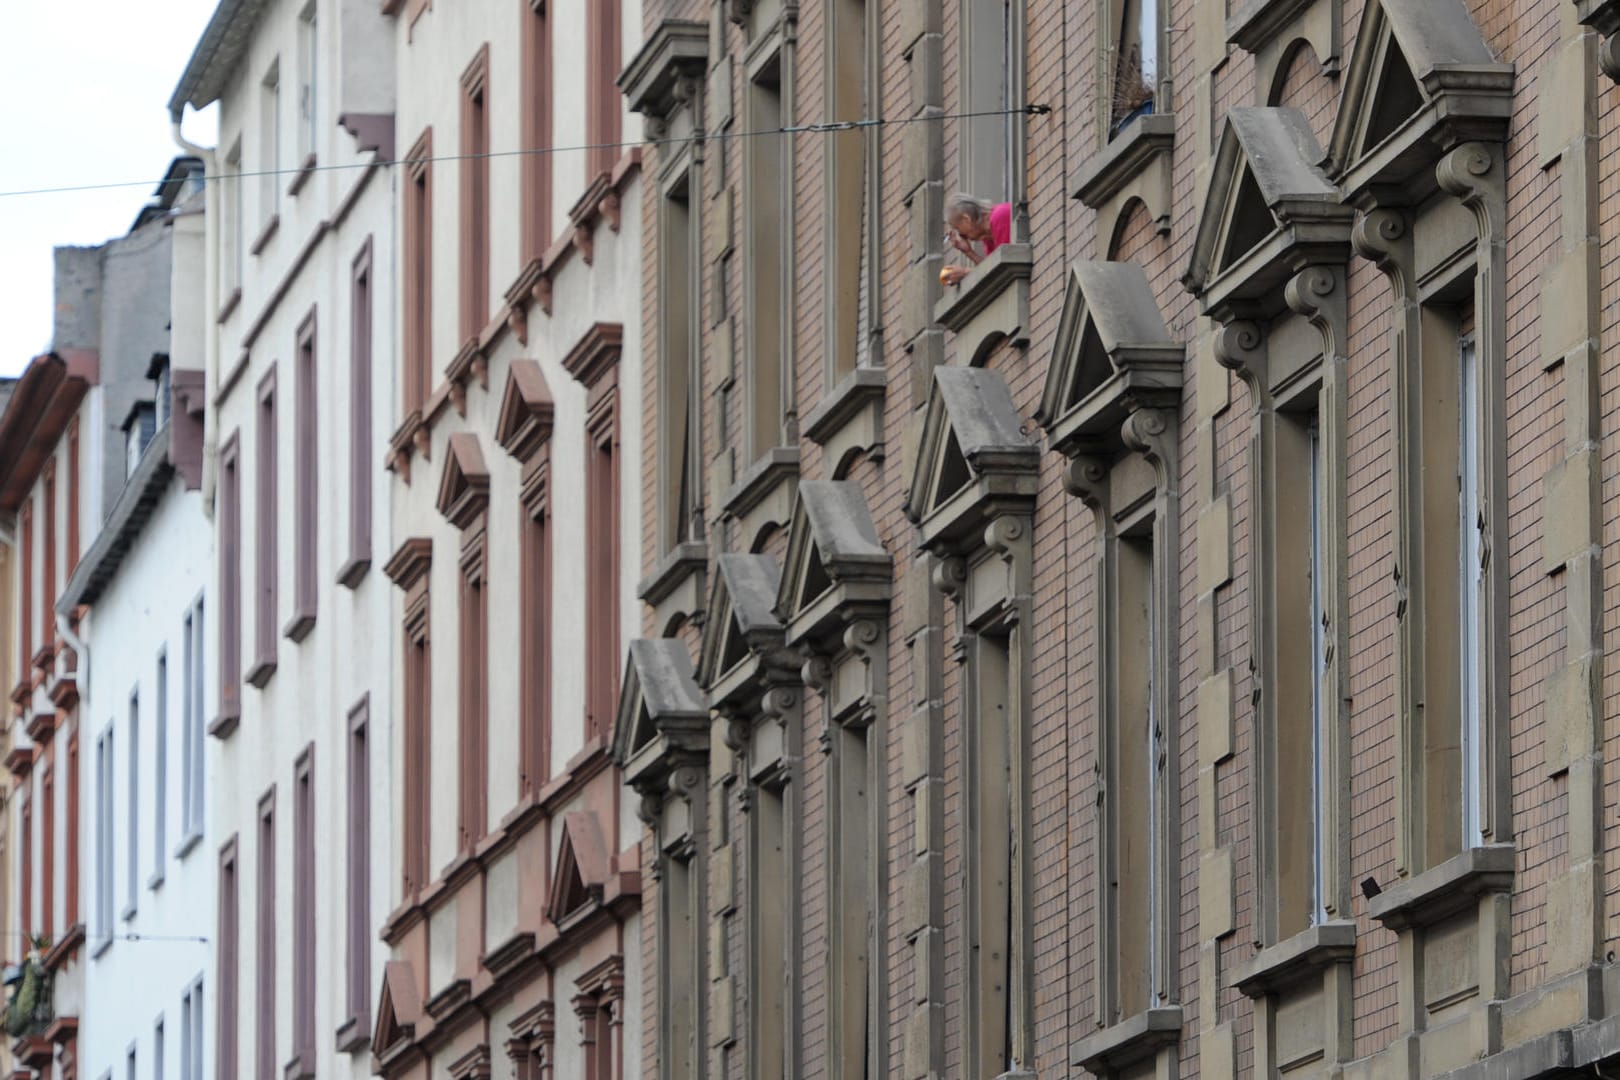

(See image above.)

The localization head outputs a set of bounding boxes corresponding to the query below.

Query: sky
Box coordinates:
[0,0,222,376]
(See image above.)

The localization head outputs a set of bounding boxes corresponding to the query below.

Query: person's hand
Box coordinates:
[940,265,972,287]
[946,229,975,258]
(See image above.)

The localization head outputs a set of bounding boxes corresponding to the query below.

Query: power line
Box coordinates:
[0,104,1053,201]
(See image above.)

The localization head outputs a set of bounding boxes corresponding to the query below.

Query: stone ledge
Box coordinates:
[1233,919,1357,997]
[1071,1006,1183,1073]
[934,244,1033,364]
[804,366,886,474]
[637,541,709,606]
[1369,843,1515,932]
[1073,112,1176,209]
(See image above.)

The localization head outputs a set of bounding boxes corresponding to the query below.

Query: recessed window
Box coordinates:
[1111,0,1159,134]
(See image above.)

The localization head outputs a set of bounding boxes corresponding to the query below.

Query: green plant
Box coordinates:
[5,956,52,1038]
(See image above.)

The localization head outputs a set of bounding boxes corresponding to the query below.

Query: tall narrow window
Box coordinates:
[190,980,205,1080]
[40,767,53,941]
[661,854,697,1080]
[297,5,317,165]
[657,177,695,553]
[458,553,487,851]
[1111,0,1157,134]
[256,790,276,1080]
[743,59,787,461]
[249,369,278,687]
[343,242,373,585]
[344,700,371,1041]
[520,0,553,262]
[1307,420,1327,926]
[20,794,31,936]
[218,839,239,1080]
[259,62,281,235]
[1458,335,1482,845]
[154,1018,165,1080]
[750,780,787,1080]
[966,631,1017,1073]
[289,311,317,639]
[291,749,315,1075]
[403,131,433,417]
[520,475,552,795]
[153,649,168,885]
[224,140,244,297]
[584,394,619,741]
[67,417,80,574]
[220,434,242,722]
[403,596,431,893]
[19,499,32,680]
[96,726,113,940]
[959,0,1016,197]
[191,598,205,818]
[126,690,140,917]
[42,463,56,645]
[825,0,869,380]
[460,48,490,345]
[828,724,870,1078]
[183,609,198,837]
[66,732,79,925]
[127,1043,137,1080]
[586,0,620,178]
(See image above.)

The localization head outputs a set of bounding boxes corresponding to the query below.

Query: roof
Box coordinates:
[0,352,96,513]
[58,424,176,612]
[168,0,274,117]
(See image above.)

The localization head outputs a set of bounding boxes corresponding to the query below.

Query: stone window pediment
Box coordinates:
[776,480,892,648]
[494,360,555,463]
[546,811,609,926]
[1325,0,1512,202]
[697,554,790,708]
[619,19,710,130]
[371,961,423,1073]
[906,366,1039,552]
[436,433,490,529]
[611,638,709,795]
[1037,261,1184,459]
[1184,107,1352,319]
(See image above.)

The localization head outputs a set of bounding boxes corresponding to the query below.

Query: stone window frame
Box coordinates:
[1036,261,1184,1074]
[402,127,434,421]
[254,785,277,1080]
[906,366,1040,1075]
[340,238,374,589]
[1183,105,1359,1072]
[697,554,801,1079]
[585,0,621,181]
[956,0,1028,211]
[612,639,710,1080]
[1226,0,1344,99]
[384,537,433,896]
[622,19,712,625]
[214,432,242,736]
[741,26,795,466]
[437,433,491,854]
[505,1000,556,1080]
[216,835,239,1080]
[1330,0,1514,881]
[41,761,54,941]
[287,306,318,642]
[824,0,883,380]
[17,496,31,692]
[775,479,892,1080]
[65,416,79,577]
[337,696,371,1054]
[496,360,557,796]
[563,323,624,744]
[459,45,491,348]
[520,0,552,265]
[288,744,315,1080]
[41,461,55,658]
[573,955,626,1079]
[246,365,278,690]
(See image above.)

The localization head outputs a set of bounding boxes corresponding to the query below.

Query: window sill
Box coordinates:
[216,288,243,325]
[283,611,316,644]
[245,656,278,690]
[283,1053,316,1080]
[174,829,204,860]
[935,244,1034,364]
[91,933,113,961]
[250,214,280,257]
[1228,0,1321,53]
[636,541,708,631]
[1073,111,1176,210]
[120,901,137,923]
[721,446,800,547]
[147,869,165,893]
[1369,843,1515,932]
[1071,1005,1183,1073]
[334,1015,370,1055]
[287,153,317,197]
[336,554,371,590]
[1233,919,1357,997]
[207,708,240,739]
[804,366,886,474]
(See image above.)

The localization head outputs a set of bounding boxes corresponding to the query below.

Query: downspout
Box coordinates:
[170,105,221,519]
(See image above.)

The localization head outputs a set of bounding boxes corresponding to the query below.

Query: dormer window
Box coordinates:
[122,402,156,477]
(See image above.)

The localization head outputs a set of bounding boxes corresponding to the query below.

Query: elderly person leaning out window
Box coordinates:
[941,193,1012,286]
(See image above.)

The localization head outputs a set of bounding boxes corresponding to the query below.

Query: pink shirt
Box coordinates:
[983,202,1012,256]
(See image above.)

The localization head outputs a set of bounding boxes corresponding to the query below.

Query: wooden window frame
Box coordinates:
[218,837,239,1080]
[287,309,318,641]
[402,129,434,418]
[341,241,374,588]
[289,746,315,1078]
[520,0,553,263]
[460,46,491,346]
[248,368,279,688]
[217,434,243,732]
[255,787,277,1080]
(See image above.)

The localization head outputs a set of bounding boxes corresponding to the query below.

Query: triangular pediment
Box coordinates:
[777,481,892,643]
[906,367,1038,548]
[611,639,709,785]
[372,961,423,1065]
[494,360,555,462]
[697,554,784,690]
[435,433,490,529]
[1038,262,1184,459]
[1184,107,1350,312]
[546,811,609,924]
[1326,0,1511,195]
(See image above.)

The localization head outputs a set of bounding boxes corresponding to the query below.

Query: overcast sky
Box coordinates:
[0,0,221,377]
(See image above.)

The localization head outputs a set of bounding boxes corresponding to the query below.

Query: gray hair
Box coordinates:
[946,193,994,226]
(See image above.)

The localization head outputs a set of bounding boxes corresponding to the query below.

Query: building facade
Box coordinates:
[370,0,647,1078]
[167,4,398,1080]
[618,0,1620,1078]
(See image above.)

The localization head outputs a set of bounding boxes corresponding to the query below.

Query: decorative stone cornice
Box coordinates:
[435,434,490,530]
[560,321,623,390]
[493,360,555,462]
[619,19,710,123]
[382,537,432,591]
